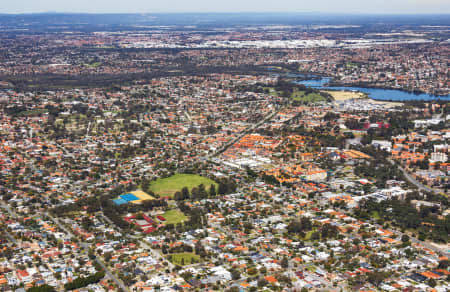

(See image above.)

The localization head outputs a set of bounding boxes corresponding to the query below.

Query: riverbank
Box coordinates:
[324,89,404,108]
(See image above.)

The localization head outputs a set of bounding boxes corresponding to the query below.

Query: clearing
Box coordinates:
[324,90,367,101]
[168,253,200,266]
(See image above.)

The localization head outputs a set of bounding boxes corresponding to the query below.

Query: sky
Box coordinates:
[2,0,450,14]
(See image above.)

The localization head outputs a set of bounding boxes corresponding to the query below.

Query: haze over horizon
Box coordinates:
[2,0,450,15]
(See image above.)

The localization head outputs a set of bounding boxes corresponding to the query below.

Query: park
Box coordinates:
[148,174,218,198]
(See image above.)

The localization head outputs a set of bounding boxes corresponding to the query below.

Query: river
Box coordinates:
[291,75,450,101]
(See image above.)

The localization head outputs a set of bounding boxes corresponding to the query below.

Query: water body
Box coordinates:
[292,75,450,101]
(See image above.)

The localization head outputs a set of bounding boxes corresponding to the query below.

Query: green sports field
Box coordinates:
[162,209,187,225]
[149,174,217,198]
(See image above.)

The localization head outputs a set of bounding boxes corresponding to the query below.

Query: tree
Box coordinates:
[218,181,228,195]
[361,134,372,145]
[230,268,241,280]
[27,285,56,292]
[438,259,449,269]
[64,271,105,290]
[191,187,199,200]
[180,271,193,282]
[197,184,208,199]
[321,223,339,239]
[195,240,207,257]
[427,278,437,288]
[363,183,372,194]
[81,216,93,230]
[367,271,388,287]
[209,184,216,197]
[287,217,312,234]
[181,187,190,199]
[311,232,320,241]
[247,267,258,275]
[401,234,410,243]
[104,252,112,262]
[174,191,183,201]
[257,278,268,288]
[324,112,340,121]
[281,257,289,268]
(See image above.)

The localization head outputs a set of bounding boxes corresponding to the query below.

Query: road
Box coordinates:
[0,202,130,288]
[100,212,175,270]
[46,213,131,292]
[184,111,192,123]
[336,206,449,258]
[0,200,19,218]
[3,229,18,245]
[0,202,19,245]
[301,269,334,289]
[86,243,129,292]
[374,221,449,258]
[409,235,449,258]
[207,107,281,160]
[137,237,175,270]
[0,200,22,245]
[388,159,439,194]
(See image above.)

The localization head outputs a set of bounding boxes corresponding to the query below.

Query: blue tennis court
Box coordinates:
[113,198,127,205]
[120,193,140,202]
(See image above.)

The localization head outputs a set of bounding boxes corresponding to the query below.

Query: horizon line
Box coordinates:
[1,11,450,16]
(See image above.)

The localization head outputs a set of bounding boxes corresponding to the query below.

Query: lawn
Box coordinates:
[291,90,327,102]
[149,174,217,198]
[18,108,49,117]
[371,211,381,219]
[168,253,200,266]
[162,209,187,225]
[86,62,101,67]
[303,230,315,241]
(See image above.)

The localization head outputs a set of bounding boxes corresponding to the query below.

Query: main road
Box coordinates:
[206,106,282,161]
[388,159,440,194]
[335,205,449,258]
